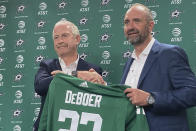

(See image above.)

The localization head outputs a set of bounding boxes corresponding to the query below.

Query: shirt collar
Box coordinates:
[131,37,155,59]
[58,54,79,68]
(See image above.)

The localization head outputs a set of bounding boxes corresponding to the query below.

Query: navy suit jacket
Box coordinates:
[34,58,102,130]
[121,40,196,131]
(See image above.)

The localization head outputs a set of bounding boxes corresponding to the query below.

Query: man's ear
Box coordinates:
[75,35,81,45]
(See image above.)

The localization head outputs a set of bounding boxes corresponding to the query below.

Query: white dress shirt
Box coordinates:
[58,55,79,75]
[125,38,155,88]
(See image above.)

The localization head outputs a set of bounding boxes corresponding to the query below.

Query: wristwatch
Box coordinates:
[147,94,155,105]
[71,71,77,77]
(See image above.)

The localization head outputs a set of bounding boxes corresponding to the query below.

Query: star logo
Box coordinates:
[0,23,5,30]
[79,17,88,25]
[17,5,25,12]
[0,57,3,64]
[100,33,111,42]
[38,21,45,27]
[34,93,40,98]
[13,109,23,117]
[123,50,132,58]
[80,53,87,60]
[59,2,67,8]
[101,0,111,5]
[15,74,22,81]
[151,31,159,37]
[102,70,109,77]
[171,10,181,18]
[16,39,24,46]
[36,55,44,62]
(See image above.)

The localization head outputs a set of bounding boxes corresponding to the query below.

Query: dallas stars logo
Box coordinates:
[15,74,22,81]
[100,33,111,42]
[101,0,111,5]
[0,57,3,64]
[79,17,88,25]
[13,109,23,117]
[102,70,109,77]
[151,31,159,37]
[80,53,87,60]
[171,10,181,18]
[0,23,5,30]
[17,5,25,12]
[36,55,44,62]
[123,50,132,58]
[16,39,24,46]
[59,2,67,8]
[38,21,45,27]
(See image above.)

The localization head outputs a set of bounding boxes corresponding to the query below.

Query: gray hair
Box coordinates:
[52,19,80,38]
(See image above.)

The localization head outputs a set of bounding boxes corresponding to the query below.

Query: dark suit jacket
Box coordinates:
[121,40,196,131]
[34,58,102,130]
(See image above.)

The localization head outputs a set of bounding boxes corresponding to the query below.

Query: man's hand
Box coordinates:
[77,68,106,85]
[124,88,150,106]
[51,70,65,76]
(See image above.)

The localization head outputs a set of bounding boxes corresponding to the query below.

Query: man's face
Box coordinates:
[53,23,80,57]
[124,7,152,45]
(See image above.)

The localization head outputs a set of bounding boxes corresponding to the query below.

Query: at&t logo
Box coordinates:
[171,0,182,4]
[38,2,48,15]
[0,5,7,18]
[0,74,3,87]
[17,21,26,34]
[14,90,23,104]
[80,0,90,12]
[36,37,47,50]
[0,39,5,52]
[171,27,182,42]
[13,125,21,131]
[124,0,133,8]
[79,34,89,48]
[100,51,111,64]
[101,14,112,29]
[151,10,158,24]
[15,55,25,68]
[33,108,40,122]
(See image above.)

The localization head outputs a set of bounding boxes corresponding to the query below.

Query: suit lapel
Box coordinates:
[138,41,160,88]
[55,59,62,70]
[120,58,134,84]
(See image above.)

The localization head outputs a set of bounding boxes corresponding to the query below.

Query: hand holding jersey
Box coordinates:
[124,88,151,106]
[38,73,149,131]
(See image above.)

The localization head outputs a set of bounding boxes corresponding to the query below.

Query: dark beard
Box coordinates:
[127,25,150,46]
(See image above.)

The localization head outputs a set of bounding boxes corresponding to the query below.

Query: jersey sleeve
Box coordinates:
[38,79,56,131]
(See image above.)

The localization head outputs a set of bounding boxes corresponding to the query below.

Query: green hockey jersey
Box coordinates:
[38,73,149,131]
